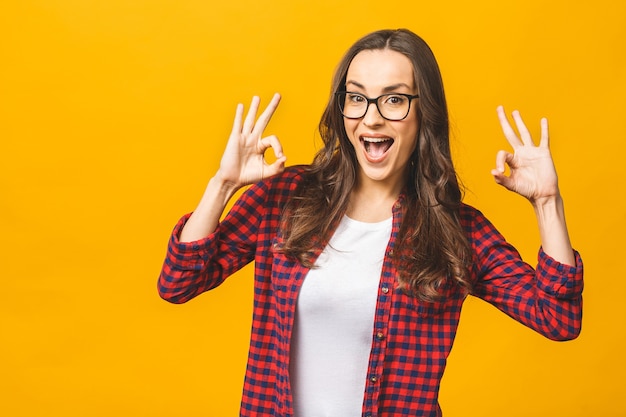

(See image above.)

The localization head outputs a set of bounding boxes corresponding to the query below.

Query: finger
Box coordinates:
[491,152,515,190]
[263,155,287,178]
[497,106,523,148]
[511,110,533,146]
[539,117,550,148]
[252,93,281,136]
[259,134,284,158]
[242,96,261,133]
[493,149,512,174]
[230,103,245,135]
[491,168,514,190]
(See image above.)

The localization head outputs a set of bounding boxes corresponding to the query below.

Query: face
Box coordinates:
[343,49,419,192]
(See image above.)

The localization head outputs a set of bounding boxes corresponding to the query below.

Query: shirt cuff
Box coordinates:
[167,213,218,268]
[536,247,584,298]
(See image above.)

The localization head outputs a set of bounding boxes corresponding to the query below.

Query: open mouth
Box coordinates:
[361,137,394,159]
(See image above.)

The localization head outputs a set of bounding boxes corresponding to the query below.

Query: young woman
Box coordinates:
[158,29,583,417]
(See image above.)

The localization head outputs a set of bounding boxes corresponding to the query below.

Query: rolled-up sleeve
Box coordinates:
[466,206,584,341]
[536,247,584,298]
[157,181,268,303]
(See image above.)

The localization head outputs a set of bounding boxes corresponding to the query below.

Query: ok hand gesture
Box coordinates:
[491,106,560,205]
[179,94,286,242]
[217,93,287,189]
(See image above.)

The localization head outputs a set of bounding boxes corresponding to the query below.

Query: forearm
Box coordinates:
[179,174,240,242]
[532,194,575,266]
[473,241,583,341]
[158,213,227,303]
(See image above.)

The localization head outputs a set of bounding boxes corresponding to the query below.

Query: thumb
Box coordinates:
[491,168,515,191]
[262,156,287,178]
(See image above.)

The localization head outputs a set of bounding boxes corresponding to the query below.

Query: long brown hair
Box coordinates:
[279,29,472,301]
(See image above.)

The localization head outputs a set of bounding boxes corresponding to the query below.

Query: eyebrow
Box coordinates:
[345,80,414,92]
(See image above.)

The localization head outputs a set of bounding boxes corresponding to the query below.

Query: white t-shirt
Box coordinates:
[289,214,392,417]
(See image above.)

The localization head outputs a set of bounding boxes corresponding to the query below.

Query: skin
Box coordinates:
[341,49,420,222]
[178,53,575,267]
[492,106,575,265]
[178,93,284,242]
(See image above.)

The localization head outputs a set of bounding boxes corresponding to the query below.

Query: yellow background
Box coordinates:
[1,0,624,416]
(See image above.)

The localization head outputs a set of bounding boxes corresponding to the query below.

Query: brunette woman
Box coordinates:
[158,29,582,417]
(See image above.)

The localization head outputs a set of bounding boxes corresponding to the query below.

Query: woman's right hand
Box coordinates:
[179,94,286,242]
[216,93,286,190]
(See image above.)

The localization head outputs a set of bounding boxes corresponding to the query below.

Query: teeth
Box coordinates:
[362,137,392,143]
[361,136,394,157]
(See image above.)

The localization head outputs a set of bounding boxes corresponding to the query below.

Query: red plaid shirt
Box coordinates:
[158,166,583,417]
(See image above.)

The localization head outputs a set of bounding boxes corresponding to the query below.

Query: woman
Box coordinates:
[158,29,583,417]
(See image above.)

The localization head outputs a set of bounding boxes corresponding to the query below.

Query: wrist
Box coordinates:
[531,192,575,266]
[211,171,241,198]
[531,191,562,211]
[532,195,564,223]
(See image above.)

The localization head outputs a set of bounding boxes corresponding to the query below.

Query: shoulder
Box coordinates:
[247,165,310,203]
[458,203,508,253]
[275,165,309,182]
[458,202,484,223]
[260,165,308,189]
[457,203,497,233]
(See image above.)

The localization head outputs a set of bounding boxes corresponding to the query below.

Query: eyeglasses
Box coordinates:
[336,91,419,121]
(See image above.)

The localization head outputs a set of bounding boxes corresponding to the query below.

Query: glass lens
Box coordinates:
[378,94,409,120]
[337,92,411,120]
[338,92,367,118]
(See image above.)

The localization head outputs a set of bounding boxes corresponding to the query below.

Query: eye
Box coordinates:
[383,94,407,106]
[347,93,366,103]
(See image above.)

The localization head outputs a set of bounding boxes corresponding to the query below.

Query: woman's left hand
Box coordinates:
[492,106,560,204]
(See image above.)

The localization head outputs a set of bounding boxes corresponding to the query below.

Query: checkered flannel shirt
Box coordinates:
[158,166,583,417]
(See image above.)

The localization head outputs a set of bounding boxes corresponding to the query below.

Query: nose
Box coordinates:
[362,100,384,126]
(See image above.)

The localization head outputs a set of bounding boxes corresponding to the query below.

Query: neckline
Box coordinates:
[342,214,393,231]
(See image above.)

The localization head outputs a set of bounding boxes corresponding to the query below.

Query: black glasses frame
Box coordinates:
[335,91,420,121]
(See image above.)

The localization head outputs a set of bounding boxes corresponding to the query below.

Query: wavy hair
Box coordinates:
[279,29,472,301]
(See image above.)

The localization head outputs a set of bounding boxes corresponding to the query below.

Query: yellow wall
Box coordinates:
[1,0,624,415]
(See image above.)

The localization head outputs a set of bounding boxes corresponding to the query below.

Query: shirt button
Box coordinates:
[381,286,389,294]
[394,202,402,209]
[376,331,385,340]
[388,249,394,256]
[370,376,378,383]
